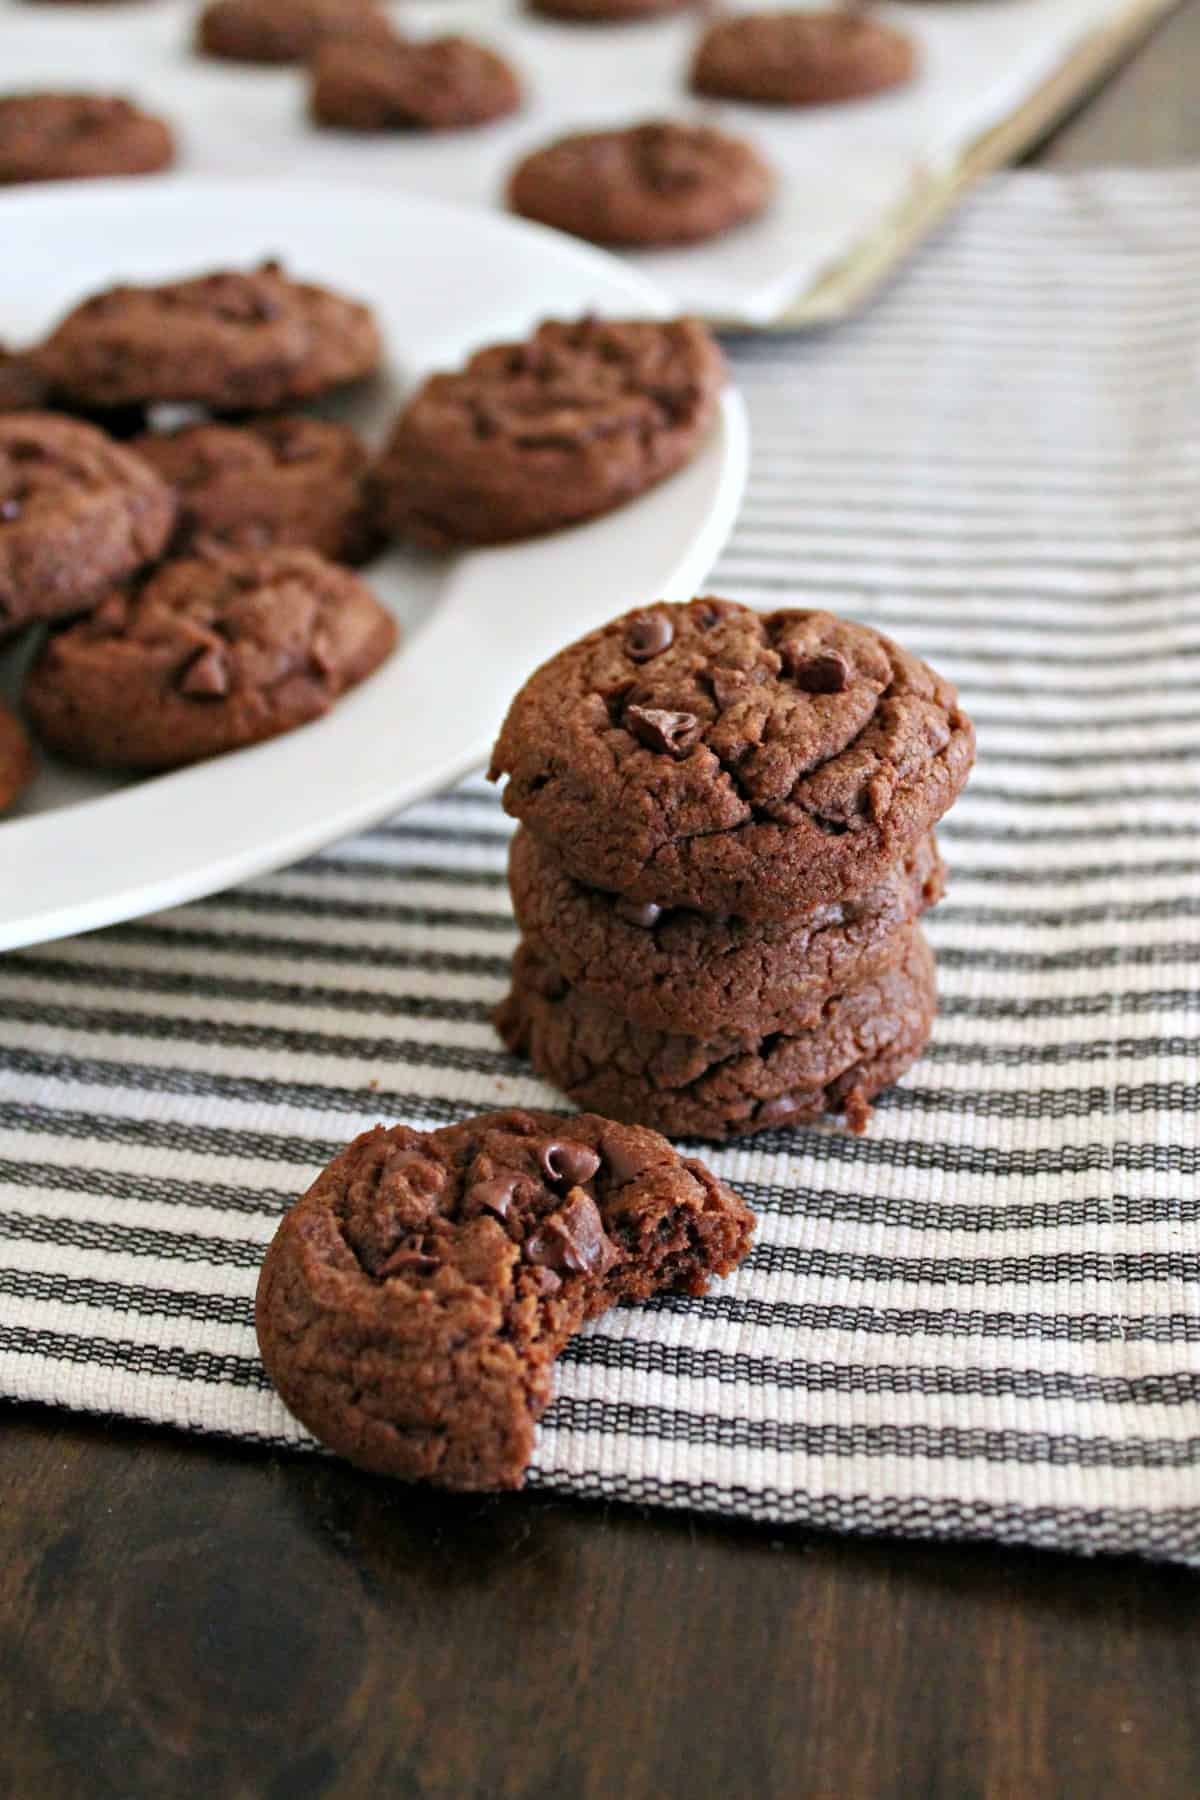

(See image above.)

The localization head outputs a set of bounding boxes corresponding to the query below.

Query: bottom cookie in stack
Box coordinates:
[496,925,937,1142]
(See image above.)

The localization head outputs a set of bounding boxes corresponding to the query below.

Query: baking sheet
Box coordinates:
[0,0,1176,324]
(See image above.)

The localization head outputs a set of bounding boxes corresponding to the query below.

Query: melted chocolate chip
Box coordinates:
[614,897,663,929]
[756,1094,801,1127]
[178,646,230,699]
[464,1174,520,1220]
[526,1265,562,1295]
[624,611,674,662]
[598,1129,653,1187]
[0,498,21,523]
[376,1246,439,1279]
[781,648,850,694]
[524,1189,619,1277]
[625,704,701,758]
[538,1140,601,1187]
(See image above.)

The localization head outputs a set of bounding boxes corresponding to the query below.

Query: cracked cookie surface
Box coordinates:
[0,412,175,634]
[255,1107,754,1488]
[39,262,382,413]
[509,823,943,1038]
[497,927,937,1141]
[490,599,974,917]
[134,416,379,565]
[509,121,771,247]
[311,34,522,131]
[24,545,397,770]
[374,315,724,547]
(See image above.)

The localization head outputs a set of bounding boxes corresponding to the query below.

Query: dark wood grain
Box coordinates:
[5,26,1200,1799]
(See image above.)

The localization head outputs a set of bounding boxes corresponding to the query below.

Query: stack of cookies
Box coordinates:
[491,598,975,1141]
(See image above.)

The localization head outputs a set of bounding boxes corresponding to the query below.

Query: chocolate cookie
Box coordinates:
[691,11,916,106]
[489,600,975,919]
[38,262,382,414]
[24,546,398,771]
[509,121,771,247]
[255,1108,754,1488]
[0,347,49,414]
[0,93,173,185]
[133,416,379,565]
[0,413,175,636]
[375,316,724,548]
[528,0,688,21]
[510,823,943,1038]
[311,34,522,132]
[497,927,937,1140]
[0,704,34,814]
[197,0,394,64]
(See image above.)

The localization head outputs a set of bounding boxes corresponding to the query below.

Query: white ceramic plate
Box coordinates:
[0,178,748,951]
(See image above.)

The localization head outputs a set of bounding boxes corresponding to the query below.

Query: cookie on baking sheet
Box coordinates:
[196,0,394,63]
[528,0,687,20]
[310,34,522,132]
[497,927,937,1140]
[0,347,50,414]
[255,1107,754,1488]
[508,120,771,247]
[0,413,175,636]
[0,93,173,186]
[0,704,34,814]
[509,823,944,1039]
[24,546,398,771]
[38,262,382,413]
[690,11,916,106]
[133,416,380,565]
[489,599,975,919]
[374,315,724,548]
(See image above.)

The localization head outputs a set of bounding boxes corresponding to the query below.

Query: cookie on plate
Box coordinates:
[0,93,174,185]
[374,315,724,548]
[690,11,917,106]
[38,262,382,413]
[133,416,380,565]
[24,545,398,770]
[0,704,34,814]
[528,0,687,21]
[255,1108,754,1488]
[509,120,771,247]
[0,413,175,636]
[0,347,50,414]
[497,927,937,1139]
[310,34,522,132]
[489,599,975,918]
[196,0,394,64]
[509,823,943,1039]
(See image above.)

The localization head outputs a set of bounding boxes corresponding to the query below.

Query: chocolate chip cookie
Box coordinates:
[509,121,771,247]
[691,11,917,105]
[255,1108,754,1488]
[311,34,522,132]
[0,704,34,814]
[133,416,379,565]
[510,823,943,1039]
[0,413,175,636]
[38,262,382,413]
[489,600,975,918]
[498,927,937,1140]
[0,93,174,185]
[24,546,398,771]
[375,316,724,548]
[197,0,394,64]
[0,347,49,414]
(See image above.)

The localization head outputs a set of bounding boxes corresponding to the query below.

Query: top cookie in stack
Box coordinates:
[491,597,975,1140]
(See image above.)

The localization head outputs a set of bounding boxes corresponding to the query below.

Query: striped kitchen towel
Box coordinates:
[2,166,1199,1563]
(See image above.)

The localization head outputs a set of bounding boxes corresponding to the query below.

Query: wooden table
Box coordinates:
[5,24,1200,1795]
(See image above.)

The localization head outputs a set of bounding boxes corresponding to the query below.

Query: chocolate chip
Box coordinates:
[0,498,21,523]
[526,1265,562,1295]
[309,631,337,680]
[538,1140,601,1187]
[599,1128,653,1187]
[376,1246,439,1279]
[614,897,663,929]
[624,611,674,662]
[781,648,850,694]
[709,667,751,710]
[757,1094,801,1127]
[177,646,230,699]
[625,704,700,758]
[464,1174,520,1220]
[524,1189,619,1277]
[90,594,128,634]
